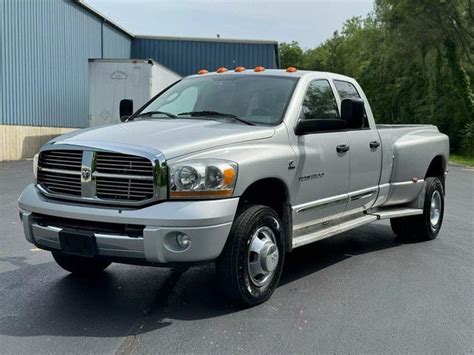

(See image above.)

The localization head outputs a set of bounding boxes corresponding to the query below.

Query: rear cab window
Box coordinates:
[333,80,369,128]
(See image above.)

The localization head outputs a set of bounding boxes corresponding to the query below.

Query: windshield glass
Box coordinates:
[137,75,298,125]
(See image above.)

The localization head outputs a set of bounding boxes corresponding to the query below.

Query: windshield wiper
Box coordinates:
[177,111,255,126]
[133,110,178,119]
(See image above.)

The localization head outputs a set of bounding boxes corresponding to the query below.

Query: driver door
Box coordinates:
[292,79,350,230]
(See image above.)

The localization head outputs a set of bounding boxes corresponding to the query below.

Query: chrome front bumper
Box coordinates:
[19,184,238,263]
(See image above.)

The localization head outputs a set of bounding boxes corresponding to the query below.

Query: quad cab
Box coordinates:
[19,68,449,306]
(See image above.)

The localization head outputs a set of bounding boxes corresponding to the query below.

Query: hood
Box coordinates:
[53,119,275,159]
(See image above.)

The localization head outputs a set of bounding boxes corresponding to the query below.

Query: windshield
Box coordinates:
[136,75,298,126]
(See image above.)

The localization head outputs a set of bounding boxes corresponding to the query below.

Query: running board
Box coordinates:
[368,207,423,220]
[292,215,377,249]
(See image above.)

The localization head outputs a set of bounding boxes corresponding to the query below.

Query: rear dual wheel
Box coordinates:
[391,177,444,241]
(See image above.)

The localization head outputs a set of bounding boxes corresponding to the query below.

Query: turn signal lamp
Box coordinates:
[254,66,265,72]
[216,67,228,73]
[197,69,208,75]
[286,67,297,73]
[234,66,246,72]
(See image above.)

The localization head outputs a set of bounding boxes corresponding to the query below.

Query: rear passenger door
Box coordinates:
[333,80,382,215]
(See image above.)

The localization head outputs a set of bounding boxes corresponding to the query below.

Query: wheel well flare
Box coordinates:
[238,178,289,217]
[425,155,446,178]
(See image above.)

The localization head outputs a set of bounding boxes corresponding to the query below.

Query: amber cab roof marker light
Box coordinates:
[216,67,228,73]
[254,66,265,72]
[234,66,246,72]
[197,69,208,75]
[286,67,297,73]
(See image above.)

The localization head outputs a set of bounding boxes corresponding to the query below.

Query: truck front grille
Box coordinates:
[37,149,160,205]
[96,152,153,176]
[37,150,83,196]
[95,152,154,201]
[96,176,155,201]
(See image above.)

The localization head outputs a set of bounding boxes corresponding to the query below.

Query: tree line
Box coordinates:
[280,0,473,154]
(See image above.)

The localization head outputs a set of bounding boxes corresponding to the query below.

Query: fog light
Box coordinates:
[176,233,191,249]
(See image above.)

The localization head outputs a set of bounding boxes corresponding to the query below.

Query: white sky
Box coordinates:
[86,0,375,48]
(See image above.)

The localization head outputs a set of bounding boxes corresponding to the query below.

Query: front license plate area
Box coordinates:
[59,230,98,257]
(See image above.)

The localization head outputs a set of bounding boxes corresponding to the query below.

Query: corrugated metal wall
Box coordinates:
[132,37,279,77]
[103,23,132,58]
[1,1,279,130]
[0,0,132,128]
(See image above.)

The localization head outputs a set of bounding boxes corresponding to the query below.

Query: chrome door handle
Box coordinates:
[369,141,380,149]
[336,144,350,153]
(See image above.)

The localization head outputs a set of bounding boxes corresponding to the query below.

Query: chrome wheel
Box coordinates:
[247,226,279,287]
[430,190,442,229]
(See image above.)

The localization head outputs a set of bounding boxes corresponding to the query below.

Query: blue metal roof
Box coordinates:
[132,36,279,77]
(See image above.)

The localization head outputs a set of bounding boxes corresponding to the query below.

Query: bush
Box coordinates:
[461,122,474,156]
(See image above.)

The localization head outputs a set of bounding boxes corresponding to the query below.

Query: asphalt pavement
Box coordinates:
[0,160,473,354]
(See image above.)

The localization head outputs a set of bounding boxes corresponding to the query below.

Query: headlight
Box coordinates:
[169,159,238,199]
[33,153,39,179]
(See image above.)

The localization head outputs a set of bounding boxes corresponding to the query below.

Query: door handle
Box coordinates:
[369,141,380,149]
[336,144,350,153]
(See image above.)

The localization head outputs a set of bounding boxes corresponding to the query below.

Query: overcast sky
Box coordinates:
[86,0,374,48]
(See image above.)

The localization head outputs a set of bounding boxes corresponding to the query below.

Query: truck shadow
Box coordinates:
[0,223,405,339]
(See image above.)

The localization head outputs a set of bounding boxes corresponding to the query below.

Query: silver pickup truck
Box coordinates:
[18,68,449,306]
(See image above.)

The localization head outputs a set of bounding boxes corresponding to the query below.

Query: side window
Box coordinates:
[333,80,361,100]
[301,80,339,120]
[333,80,369,128]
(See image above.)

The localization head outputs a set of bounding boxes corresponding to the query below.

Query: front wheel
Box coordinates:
[391,177,445,241]
[216,205,285,306]
[52,251,112,276]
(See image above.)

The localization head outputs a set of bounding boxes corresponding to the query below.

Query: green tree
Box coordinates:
[279,41,304,69]
[278,0,474,153]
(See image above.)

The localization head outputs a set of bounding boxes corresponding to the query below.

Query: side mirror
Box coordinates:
[295,119,347,135]
[341,98,364,129]
[119,99,134,122]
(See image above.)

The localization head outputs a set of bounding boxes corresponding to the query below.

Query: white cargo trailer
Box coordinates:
[88,59,181,127]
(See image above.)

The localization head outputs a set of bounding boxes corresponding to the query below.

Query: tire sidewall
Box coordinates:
[423,177,444,239]
[234,206,285,304]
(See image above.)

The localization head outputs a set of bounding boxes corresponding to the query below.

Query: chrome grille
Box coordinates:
[96,176,154,201]
[38,150,83,171]
[36,149,159,205]
[37,150,82,196]
[95,152,154,202]
[96,152,153,176]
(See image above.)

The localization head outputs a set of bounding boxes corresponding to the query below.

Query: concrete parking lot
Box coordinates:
[0,160,473,354]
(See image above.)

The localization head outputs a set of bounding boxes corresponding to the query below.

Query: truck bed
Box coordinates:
[375,123,449,207]
[376,124,436,130]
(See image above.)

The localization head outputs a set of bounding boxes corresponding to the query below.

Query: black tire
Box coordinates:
[216,205,285,307]
[390,217,408,237]
[52,251,111,276]
[390,177,444,241]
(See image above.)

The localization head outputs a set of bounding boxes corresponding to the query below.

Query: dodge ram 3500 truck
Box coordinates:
[18,68,449,306]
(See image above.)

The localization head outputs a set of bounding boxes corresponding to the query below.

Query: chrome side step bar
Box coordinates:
[292,215,377,249]
[291,207,423,249]
[368,207,423,220]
